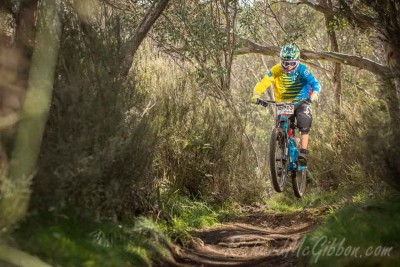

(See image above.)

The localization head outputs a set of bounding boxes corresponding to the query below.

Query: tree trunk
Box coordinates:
[0,0,61,232]
[13,0,39,102]
[321,0,342,188]
[122,0,171,76]
[221,0,238,92]
[0,0,39,166]
[323,0,341,112]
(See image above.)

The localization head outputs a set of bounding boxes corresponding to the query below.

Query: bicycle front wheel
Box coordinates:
[269,128,287,192]
[292,169,307,198]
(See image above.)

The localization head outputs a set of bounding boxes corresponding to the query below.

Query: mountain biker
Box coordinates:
[251,44,321,166]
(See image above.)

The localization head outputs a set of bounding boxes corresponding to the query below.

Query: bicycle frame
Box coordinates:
[278,114,306,172]
[257,99,307,172]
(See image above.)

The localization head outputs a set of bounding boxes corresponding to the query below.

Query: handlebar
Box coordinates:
[255,98,311,107]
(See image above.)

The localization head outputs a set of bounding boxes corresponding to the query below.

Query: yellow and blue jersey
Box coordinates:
[253,63,321,102]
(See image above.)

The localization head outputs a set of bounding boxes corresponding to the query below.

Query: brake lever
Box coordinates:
[256,99,269,107]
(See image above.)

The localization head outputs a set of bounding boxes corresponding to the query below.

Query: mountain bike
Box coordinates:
[256,98,308,198]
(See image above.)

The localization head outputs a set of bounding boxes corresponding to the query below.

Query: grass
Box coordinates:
[7,195,227,266]
[264,174,389,213]
[12,213,173,267]
[300,192,400,267]
[265,187,342,213]
[159,195,220,245]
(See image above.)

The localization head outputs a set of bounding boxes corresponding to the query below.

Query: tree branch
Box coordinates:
[122,0,170,76]
[324,0,342,112]
[236,39,389,76]
[130,0,170,57]
[276,0,377,29]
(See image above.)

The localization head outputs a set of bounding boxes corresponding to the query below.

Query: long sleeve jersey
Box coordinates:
[253,63,321,102]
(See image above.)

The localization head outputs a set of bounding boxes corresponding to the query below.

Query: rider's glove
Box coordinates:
[251,94,261,104]
[310,91,319,103]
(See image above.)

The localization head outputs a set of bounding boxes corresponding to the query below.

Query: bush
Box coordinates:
[302,193,400,266]
[31,4,158,219]
[14,213,173,267]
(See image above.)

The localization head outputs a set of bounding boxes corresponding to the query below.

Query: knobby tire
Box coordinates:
[269,128,287,192]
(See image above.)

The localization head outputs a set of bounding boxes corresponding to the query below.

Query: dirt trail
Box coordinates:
[168,208,325,267]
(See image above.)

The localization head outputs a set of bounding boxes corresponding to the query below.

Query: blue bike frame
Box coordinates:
[278,115,307,173]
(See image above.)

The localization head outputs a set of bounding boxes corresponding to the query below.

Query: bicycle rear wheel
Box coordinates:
[292,169,307,198]
[269,128,287,192]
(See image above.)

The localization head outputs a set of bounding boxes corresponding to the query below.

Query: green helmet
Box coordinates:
[280,44,300,73]
[280,44,300,60]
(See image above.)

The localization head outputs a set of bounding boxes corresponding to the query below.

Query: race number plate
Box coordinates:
[277,104,294,115]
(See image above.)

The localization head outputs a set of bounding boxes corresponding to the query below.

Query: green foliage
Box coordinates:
[154,0,238,91]
[168,195,219,228]
[132,41,267,204]
[159,195,219,244]
[264,179,382,214]
[302,193,400,266]
[326,16,348,34]
[237,1,263,40]
[265,186,340,213]
[13,214,173,267]
[309,75,393,190]
[32,2,158,218]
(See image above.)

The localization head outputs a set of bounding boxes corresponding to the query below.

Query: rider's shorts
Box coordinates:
[290,102,313,134]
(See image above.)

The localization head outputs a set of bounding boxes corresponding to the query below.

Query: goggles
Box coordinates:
[281,59,299,68]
